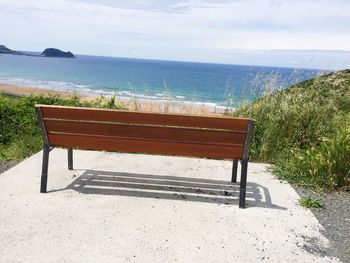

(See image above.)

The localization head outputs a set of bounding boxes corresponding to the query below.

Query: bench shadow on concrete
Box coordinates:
[59,170,286,210]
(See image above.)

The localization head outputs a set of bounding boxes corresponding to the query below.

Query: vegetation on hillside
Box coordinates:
[229,69,350,190]
[0,93,127,160]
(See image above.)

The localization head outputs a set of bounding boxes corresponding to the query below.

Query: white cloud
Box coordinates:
[1,0,350,68]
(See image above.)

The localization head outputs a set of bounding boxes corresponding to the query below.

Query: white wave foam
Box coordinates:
[0,76,230,112]
[0,77,95,95]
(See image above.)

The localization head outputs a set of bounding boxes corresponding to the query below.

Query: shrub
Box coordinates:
[230,71,350,162]
[0,93,127,160]
[277,121,350,190]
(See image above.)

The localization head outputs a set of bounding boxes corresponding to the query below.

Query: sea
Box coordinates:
[0,53,323,108]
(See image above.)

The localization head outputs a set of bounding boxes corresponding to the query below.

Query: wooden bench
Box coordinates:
[35,105,255,208]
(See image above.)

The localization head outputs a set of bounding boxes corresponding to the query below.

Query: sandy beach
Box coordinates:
[0,83,226,115]
[0,83,75,99]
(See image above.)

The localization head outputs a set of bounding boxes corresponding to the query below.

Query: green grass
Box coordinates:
[228,69,350,191]
[275,123,350,190]
[0,93,127,160]
[299,196,324,209]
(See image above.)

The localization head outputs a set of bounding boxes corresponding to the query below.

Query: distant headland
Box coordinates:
[0,45,75,58]
[0,45,24,55]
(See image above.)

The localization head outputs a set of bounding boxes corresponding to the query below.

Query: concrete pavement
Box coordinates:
[0,149,340,262]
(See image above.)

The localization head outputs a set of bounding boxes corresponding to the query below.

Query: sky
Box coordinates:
[1,0,350,69]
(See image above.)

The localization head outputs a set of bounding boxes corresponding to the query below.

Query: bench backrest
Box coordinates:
[35,105,255,160]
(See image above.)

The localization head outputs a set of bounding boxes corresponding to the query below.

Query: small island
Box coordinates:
[41,48,75,58]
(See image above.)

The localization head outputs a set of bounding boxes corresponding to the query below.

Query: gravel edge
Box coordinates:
[0,160,18,175]
[294,187,350,263]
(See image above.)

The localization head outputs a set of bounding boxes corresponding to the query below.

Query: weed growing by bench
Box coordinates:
[299,196,324,209]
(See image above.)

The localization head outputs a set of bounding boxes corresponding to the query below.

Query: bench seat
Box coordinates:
[35,105,255,208]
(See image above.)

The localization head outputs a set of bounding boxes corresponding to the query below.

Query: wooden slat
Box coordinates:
[44,119,247,146]
[48,133,244,159]
[38,105,250,131]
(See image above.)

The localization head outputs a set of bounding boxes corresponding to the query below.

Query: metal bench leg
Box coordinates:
[239,159,248,208]
[68,148,73,170]
[40,144,50,193]
[231,159,238,183]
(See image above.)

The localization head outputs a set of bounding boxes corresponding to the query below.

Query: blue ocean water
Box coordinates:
[0,53,321,106]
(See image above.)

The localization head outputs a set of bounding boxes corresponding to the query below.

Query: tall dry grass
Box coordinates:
[228,69,350,190]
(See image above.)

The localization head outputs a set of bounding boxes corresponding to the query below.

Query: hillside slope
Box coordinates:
[230,69,350,190]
